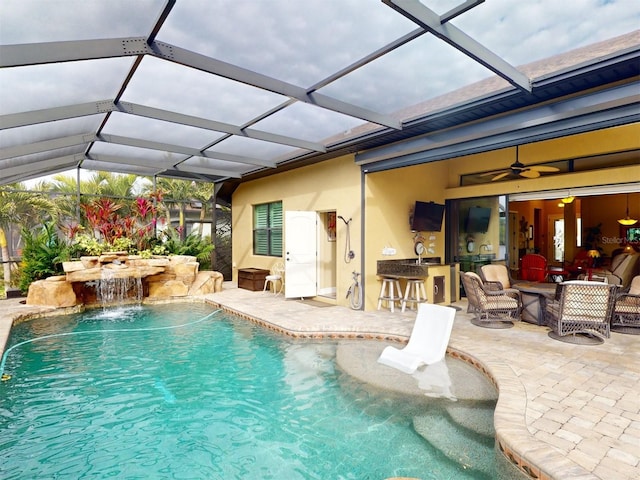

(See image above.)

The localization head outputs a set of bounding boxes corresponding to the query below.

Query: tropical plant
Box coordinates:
[44,172,143,225]
[67,190,162,255]
[68,233,104,257]
[18,223,68,293]
[153,178,197,240]
[0,184,58,292]
[584,223,603,252]
[161,227,214,269]
[192,182,214,236]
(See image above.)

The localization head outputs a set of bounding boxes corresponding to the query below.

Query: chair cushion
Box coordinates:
[481,264,511,289]
[610,253,628,272]
[466,271,483,282]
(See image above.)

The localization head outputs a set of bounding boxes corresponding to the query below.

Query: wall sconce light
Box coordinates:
[618,194,638,226]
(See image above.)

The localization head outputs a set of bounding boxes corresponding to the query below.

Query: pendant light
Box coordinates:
[561,190,574,204]
[618,194,638,226]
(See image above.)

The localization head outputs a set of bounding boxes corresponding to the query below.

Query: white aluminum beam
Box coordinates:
[0,100,325,153]
[173,163,242,177]
[0,101,114,130]
[116,101,325,152]
[86,153,242,178]
[308,28,427,92]
[0,133,95,161]
[1,153,84,179]
[149,41,401,129]
[1,166,79,187]
[98,133,276,168]
[82,159,165,178]
[0,131,276,169]
[0,38,151,67]
[440,0,485,23]
[383,0,531,92]
[1,38,402,130]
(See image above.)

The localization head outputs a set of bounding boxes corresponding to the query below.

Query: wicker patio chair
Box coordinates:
[461,272,520,329]
[479,263,521,290]
[611,275,640,335]
[545,280,617,344]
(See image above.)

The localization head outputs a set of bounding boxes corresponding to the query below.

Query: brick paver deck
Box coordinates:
[2,285,638,480]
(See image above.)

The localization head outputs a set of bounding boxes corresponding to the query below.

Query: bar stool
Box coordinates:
[377,276,403,312]
[401,278,427,312]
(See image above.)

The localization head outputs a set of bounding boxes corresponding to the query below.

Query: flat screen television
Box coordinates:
[411,201,445,232]
[465,206,491,233]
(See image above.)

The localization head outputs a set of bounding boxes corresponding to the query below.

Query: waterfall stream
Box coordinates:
[97,268,143,305]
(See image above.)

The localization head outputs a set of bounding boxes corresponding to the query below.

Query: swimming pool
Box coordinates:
[1,303,502,479]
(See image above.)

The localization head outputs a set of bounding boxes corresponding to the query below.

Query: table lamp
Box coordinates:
[587,249,600,279]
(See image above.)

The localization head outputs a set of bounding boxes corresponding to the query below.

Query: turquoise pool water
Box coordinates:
[0,304,498,479]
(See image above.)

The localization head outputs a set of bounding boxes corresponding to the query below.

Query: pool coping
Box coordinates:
[0,293,627,480]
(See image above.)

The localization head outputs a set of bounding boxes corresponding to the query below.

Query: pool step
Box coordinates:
[445,403,495,438]
[413,410,495,478]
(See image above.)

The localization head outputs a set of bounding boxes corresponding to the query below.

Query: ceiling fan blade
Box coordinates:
[480,169,508,177]
[491,172,511,181]
[520,169,540,179]
[529,165,560,172]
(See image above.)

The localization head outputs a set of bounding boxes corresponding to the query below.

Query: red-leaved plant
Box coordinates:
[74,190,163,253]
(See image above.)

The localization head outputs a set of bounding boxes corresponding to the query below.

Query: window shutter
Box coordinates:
[253,201,283,256]
[270,202,283,256]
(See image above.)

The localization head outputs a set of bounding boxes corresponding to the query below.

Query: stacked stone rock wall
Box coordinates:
[26,253,224,307]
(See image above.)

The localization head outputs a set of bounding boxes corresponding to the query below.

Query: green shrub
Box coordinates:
[162,228,214,269]
[111,237,134,253]
[69,233,104,257]
[19,223,69,293]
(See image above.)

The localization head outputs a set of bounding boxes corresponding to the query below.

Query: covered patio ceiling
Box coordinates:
[1,1,639,201]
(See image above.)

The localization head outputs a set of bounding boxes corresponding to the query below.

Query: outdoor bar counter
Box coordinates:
[376,258,460,305]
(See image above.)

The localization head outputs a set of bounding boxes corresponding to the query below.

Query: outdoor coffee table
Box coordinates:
[516,282,558,325]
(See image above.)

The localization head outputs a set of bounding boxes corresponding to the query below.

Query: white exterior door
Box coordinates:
[284,211,317,298]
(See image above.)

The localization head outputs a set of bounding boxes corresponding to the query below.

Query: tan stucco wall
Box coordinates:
[364,162,449,310]
[232,122,639,311]
[232,155,361,304]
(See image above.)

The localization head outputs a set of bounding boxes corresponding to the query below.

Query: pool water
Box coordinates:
[1,304,499,479]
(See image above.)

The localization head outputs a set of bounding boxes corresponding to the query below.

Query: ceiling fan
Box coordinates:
[482,146,560,181]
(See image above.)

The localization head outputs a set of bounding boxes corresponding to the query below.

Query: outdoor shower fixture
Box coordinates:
[338,215,355,262]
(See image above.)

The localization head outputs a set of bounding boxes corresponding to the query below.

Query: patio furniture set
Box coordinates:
[461,251,640,344]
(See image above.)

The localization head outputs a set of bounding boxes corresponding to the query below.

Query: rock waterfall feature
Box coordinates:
[26,252,224,307]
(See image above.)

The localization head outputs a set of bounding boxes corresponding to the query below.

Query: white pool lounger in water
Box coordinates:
[377,303,456,374]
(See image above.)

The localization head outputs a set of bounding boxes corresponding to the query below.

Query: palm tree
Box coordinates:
[193,182,214,236]
[46,172,141,223]
[0,184,57,292]
[154,178,197,240]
